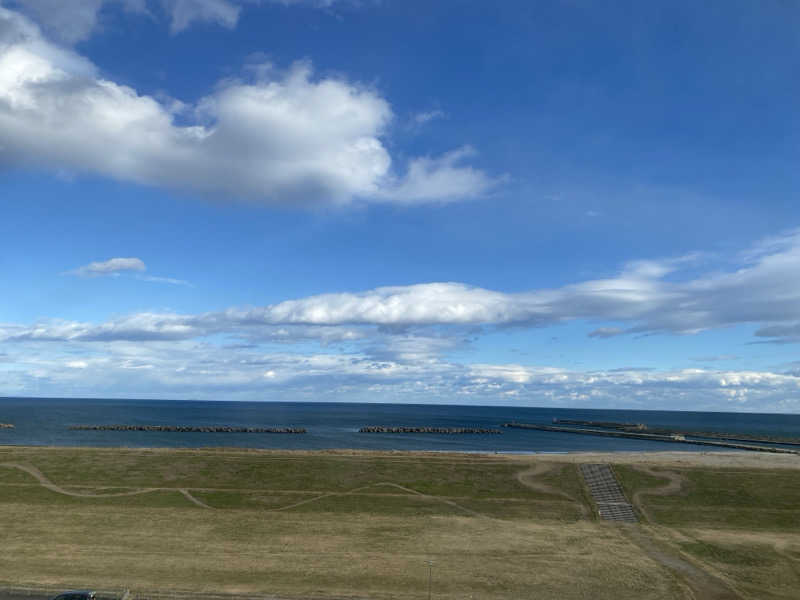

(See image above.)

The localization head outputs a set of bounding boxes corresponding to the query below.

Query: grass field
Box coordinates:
[0,447,797,600]
[614,463,800,599]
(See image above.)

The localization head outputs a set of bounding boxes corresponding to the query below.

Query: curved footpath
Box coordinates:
[0,462,482,515]
[514,463,589,517]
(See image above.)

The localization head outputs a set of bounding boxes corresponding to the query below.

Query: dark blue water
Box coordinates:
[1,397,799,453]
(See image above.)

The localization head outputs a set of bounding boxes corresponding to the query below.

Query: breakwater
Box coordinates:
[69,425,306,433]
[553,419,800,446]
[553,419,645,430]
[503,423,800,454]
[360,426,501,434]
[0,423,14,429]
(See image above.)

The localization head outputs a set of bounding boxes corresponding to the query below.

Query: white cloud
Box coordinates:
[0,9,495,205]
[137,274,192,286]
[6,230,800,409]
[4,0,244,41]
[690,354,739,362]
[65,257,146,277]
[163,0,239,33]
[10,228,800,344]
[4,338,800,411]
[412,109,445,125]
[3,0,349,42]
[1,0,147,43]
[587,327,624,338]
[376,147,502,204]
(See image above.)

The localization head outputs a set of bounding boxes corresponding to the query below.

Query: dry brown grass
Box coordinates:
[0,502,683,600]
[0,447,797,599]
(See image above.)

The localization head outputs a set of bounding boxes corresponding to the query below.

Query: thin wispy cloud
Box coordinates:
[411,109,446,126]
[65,257,146,277]
[63,257,189,285]
[137,274,192,286]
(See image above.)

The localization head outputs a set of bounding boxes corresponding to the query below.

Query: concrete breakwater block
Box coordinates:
[68,425,307,433]
[359,426,502,434]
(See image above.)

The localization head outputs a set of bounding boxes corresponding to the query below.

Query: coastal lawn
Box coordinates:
[0,447,799,599]
[0,446,588,504]
[614,463,800,599]
[614,464,800,531]
[0,502,682,600]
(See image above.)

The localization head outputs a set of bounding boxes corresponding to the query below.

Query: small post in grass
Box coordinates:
[425,559,434,600]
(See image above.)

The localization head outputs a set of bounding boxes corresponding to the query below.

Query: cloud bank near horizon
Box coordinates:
[0,7,498,206]
[4,231,800,410]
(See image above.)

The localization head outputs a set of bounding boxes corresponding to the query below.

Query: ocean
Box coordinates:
[1,397,799,453]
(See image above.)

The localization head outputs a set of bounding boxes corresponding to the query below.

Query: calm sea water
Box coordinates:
[1,397,799,453]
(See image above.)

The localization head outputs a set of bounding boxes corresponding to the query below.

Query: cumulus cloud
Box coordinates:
[8,228,800,344]
[7,230,800,410]
[0,8,495,205]
[65,257,146,277]
[7,230,800,408]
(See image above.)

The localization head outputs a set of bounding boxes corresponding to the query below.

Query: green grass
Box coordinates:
[0,501,684,600]
[0,483,195,508]
[679,540,800,600]
[679,540,776,567]
[615,465,800,530]
[0,448,575,500]
[1,447,798,599]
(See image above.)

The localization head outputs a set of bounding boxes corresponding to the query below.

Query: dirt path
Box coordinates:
[268,481,485,517]
[515,463,589,517]
[621,524,742,600]
[0,462,157,498]
[1,462,211,509]
[179,488,213,509]
[0,462,484,515]
[630,465,687,523]
[615,467,741,599]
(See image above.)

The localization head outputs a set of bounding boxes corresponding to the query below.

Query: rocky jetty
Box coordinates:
[0,423,14,429]
[359,426,501,434]
[69,425,306,433]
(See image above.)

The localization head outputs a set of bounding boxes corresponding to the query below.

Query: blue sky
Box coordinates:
[3,0,800,411]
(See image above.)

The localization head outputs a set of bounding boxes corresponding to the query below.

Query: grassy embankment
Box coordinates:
[0,446,797,599]
[615,464,800,600]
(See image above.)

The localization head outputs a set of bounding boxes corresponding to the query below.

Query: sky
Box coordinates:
[2,0,800,412]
